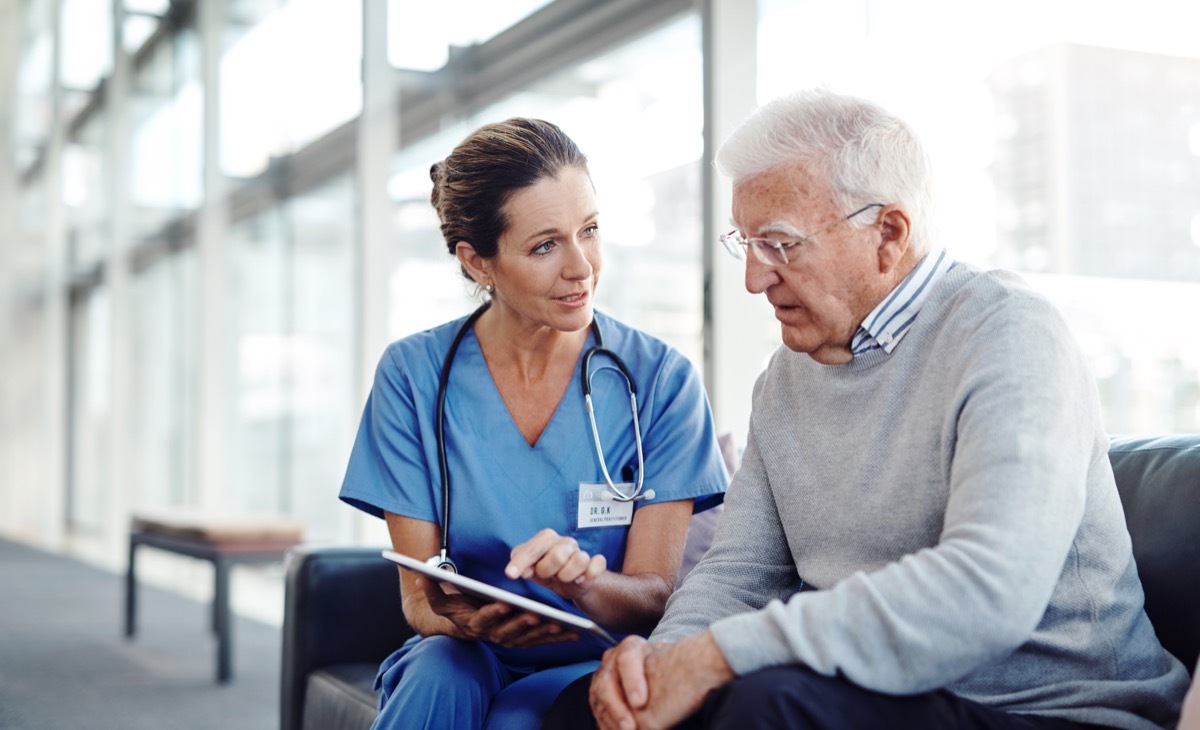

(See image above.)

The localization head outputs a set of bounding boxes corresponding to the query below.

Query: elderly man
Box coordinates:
[543,89,1189,730]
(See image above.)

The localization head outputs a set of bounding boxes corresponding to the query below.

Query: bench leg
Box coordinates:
[124,536,137,638]
[214,558,232,683]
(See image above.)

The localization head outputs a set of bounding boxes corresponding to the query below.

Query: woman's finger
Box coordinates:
[505,528,560,579]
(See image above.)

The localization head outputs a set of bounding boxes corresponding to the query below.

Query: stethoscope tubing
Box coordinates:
[582,351,645,501]
[433,303,647,570]
[432,303,491,571]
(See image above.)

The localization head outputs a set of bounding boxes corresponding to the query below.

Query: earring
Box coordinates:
[484,283,493,294]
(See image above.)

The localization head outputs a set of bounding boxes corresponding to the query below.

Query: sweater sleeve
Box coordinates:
[707,292,1102,694]
[651,377,803,643]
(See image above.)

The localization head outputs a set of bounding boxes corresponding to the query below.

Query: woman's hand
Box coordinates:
[506,528,607,602]
[417,576,579,648]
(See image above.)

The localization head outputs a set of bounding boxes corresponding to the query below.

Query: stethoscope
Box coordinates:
[426,301,651,573]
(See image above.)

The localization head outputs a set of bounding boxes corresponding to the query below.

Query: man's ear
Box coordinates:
[876,205,912,274]
[455,242,490,288]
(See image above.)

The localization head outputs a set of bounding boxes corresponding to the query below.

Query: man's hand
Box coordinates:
[591,631,735,730]
[591,636,653,730]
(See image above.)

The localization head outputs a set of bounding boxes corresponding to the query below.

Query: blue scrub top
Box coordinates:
[340,310,728,669]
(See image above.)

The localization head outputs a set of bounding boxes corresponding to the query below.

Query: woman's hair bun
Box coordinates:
[429,161,444,208]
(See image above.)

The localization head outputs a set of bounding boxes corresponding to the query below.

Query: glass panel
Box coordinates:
[124,0,170,14]
[283,176,357,538]
[122,14,159,53]
[15,0,54,170]
[220,0,362,178]
[129,26,202,240]
[59,0,113,93]
[15,181,48,278]
[130,252,196,510]
[64,114,109,269]
[226,175,356,530]
[67,290,110,534]
[387,14,706,364]
[388,124,479,338]
[228,207,289,512]
[755,0,1200,434]
[386,0,552,70]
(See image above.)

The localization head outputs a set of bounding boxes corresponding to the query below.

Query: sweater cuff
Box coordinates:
[709,601,797,676]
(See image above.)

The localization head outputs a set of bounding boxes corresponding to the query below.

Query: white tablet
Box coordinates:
[381,550,618,646]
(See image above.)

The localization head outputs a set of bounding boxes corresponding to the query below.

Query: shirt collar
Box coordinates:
[850,248,955,357]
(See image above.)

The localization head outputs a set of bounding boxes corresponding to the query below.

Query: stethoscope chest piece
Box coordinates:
[425,550,457,574]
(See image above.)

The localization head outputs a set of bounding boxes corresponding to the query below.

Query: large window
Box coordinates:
[755,0,1200,433]
[221,0,362,178]
[63,114,108,269]
[4,0,1198,588]
[386,13,706,363]
[227,175,356,540]
[129,25,202,240]
[66,289,109,535]
[386,0,551,71]
[131,252,196,510]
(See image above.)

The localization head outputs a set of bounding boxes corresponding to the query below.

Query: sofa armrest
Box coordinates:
[280,546,415,730]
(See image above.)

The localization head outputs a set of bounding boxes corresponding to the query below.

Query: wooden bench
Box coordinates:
[124,511,304,683]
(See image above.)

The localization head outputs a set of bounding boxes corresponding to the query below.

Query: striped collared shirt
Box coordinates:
[850,248,955,358]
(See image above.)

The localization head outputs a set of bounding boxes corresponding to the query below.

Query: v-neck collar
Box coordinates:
[453,324,597,498]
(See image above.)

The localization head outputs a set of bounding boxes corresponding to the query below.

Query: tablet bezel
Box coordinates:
[381,549,617,646]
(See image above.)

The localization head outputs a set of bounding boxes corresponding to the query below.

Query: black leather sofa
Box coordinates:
[280,434,1200,730]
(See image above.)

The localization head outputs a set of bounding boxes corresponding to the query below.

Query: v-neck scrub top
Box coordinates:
[340,310,728,668]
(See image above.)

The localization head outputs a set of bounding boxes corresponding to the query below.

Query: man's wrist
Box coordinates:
[682,630,735,689]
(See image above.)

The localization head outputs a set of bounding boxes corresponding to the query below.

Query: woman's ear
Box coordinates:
[455,242,491,290]
[876,205,912,275]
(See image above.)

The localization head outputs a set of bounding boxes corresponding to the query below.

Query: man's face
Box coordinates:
[732,163,887,365]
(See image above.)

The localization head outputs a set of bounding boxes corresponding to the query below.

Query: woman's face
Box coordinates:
[484,166,602,334]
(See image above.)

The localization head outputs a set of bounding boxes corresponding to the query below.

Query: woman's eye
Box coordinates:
[532,240,555,255]
[583,224,599,238]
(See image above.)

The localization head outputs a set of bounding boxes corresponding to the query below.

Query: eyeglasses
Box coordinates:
[720,203,885,266]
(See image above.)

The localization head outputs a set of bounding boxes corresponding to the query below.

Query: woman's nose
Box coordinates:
[564,239,594,279]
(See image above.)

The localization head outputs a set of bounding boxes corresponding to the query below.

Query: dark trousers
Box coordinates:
[542,665,1112,730]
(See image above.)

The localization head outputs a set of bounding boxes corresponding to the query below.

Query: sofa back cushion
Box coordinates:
[1108,435,1200,671]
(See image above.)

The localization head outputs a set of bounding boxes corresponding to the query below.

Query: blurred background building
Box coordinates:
[2,0,1199,622]
[991,44,1200,282]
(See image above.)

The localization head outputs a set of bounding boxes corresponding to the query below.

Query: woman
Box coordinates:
[339,118,728,729]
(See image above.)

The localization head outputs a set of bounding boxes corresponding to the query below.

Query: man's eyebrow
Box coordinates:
[757,220,806,238]
[727,219,806,237]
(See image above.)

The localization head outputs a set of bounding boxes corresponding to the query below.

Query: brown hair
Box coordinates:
[430,118,588,279]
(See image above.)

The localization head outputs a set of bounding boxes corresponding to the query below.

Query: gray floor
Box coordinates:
[0,537,280,730]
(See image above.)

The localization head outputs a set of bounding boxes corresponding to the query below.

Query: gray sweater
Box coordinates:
[654,265,1189,729]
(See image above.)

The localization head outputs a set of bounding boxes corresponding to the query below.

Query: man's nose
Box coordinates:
[744,253,778,294]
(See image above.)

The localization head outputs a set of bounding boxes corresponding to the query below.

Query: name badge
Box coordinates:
[577,483,634,529]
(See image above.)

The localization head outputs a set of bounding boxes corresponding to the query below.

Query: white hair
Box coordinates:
[715,88,936,256]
